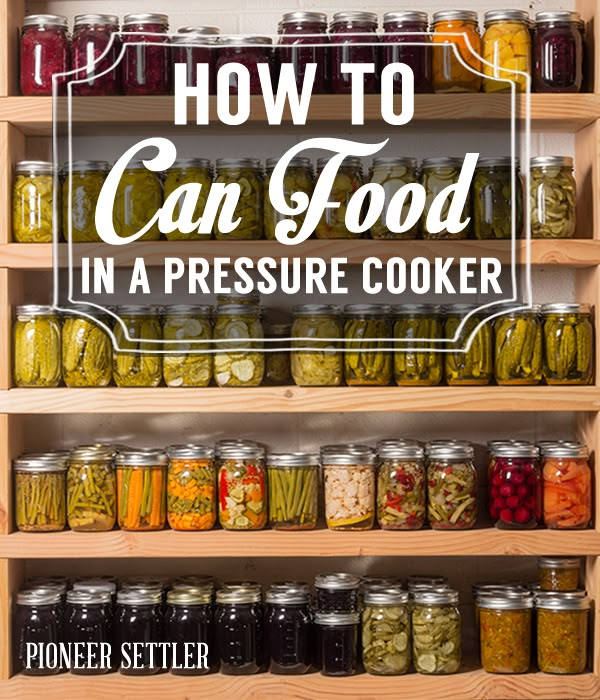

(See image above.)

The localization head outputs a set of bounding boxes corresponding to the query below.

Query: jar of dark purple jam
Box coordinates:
[172,26,220,94]
[72,14,121,96]
[382,11,432,93]
[315,573,361,612]
[114,590,163,675]
[165,589,214,675]
[20,14,70,96]
[216,36,273,94]
[122,13,170,95]
[14,589,64,675]
[64,590,113,674]
[314,611,360,676]
[215,588,263,674]
[264,587,313,674]
[278,11,329,94]
[533,11,583,93]
[330,11,379,94]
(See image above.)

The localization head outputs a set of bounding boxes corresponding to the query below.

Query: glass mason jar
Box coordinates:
[369,157,420,239]
[314,611,360,676]
[478,593,532,673]
[62,160,109,242]
[122,13,170,95]
[382,12,432,93]
[377,442,426,530]
[13,305,61,387]
[115,590,163,675]
[163,159,213,240]
[165,589,214,675]
[172,27,219,94]
[113,160,163,241]
[115,449,168,531]
[163,305,213,387]
[213,304,264,387]
[421,158,471,239]
[264,587,312,674]
[72,14,121,96]
[20,14,69,96]
[13,161,57,243]
[362,589,411,675]
[537,594,589,673]
[291,304,343,386]
[427,443,477,530]
[530,156,576,239]
[264,157,314,241]
[315,157,364,239]
[473,157,523,240]
[166,444,216,531]
[14,589,64,675]
[393,305,444,386]
[112,306,162,387]
[330,12,379,94]
[64,590,113,674]
[322,444,376,530]
[432,11,482,93]
[541,443,591,529]
[14,454,67,532]
[267,453,319,530]
[482,10,531,93]
[218,444,267,530]
[62,307,112,387]
[216,36,273,94]
[538,556,582,592]
[215,588,263,675]
[314,573,361,613]
[279,11,329,94]
[67,445,116,531]
[343,304,392,386]
[264,322,292,385]
[494,307,543,385]
[412,589,461,674]
[214,158,263,239]
[445,306,493,385]
[534,11,583,93]
[542,303,594,384]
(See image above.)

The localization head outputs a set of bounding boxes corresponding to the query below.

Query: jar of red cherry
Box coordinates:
[533,11,583,93]
[382,12,432,93]
[216,37,274,94]
[330,12,379,94]
[20,14,70,96]
[279,11,329,94]
[71,14,120,96]
[122,13,170,96]
[172,27,220,94]
[488,443,541,529]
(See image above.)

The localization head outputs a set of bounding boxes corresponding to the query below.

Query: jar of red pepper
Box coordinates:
[72,14,121,96]
[533,11,583,93]
[427,443,477,530]
[377,442,426,530]
[216,36,274,95]
[279,11,329,94]
[382,12,432,93]
[330,12,379,94]
[122,13,170,96]
[20,14,70,96]
[172,27,220,94]
[218,444,267,531]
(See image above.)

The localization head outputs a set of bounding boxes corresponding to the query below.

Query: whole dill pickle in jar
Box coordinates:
[112,306,162,387]
[343,305,392,386]
[13,305,62,387]
[163,305,213,387]
[213,305,264,387]
[315,157,364,239]
[421,158,471,240]
[530,157,576,239]
[473,157,523,239]
[494,307,543,385]
[13,161,57,243]
[163,159,213,240]
[214,159,263,240]
[291,305,343,386]
[62,160,109,242]
[369,158,419,239]
[113,161,163,241]
[264,158,313,241]
[444,307,493,385]
[542,303,594,384]
[62,308,112,387]
[393,305,443,386]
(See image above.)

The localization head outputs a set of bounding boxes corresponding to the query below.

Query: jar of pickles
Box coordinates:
[315,573,360,613]
[542,303,593,384]
[114,590,163,674]
[369,158,420,239]
[166,444,216,531]
[112,306,162,387]
[13,305,62,387]
[382,12,432,93]
[445,306,493,384]
[172,27,219,93]
[67,446,116,531]
[20,14,69,96]
[14,454,67,532]
[478,593,532,673]
[541,443,591,529]
[494,306,543,385]
[13,161,57,243]
[264,586,312,674]
[165,588,214,675]
[264,322,292,385]
[279,12,329,94]
[537,594,589,673]
[427,443,477,530]
[534,12,584,93]
[122,14,170,95]
[62,307,113,387]
[14,589,64,675]
[115,449,167,531]
[530,156,576,239]
[163,305,213,387]
[113,160,163,241]
[314,611,360,676]
[72,14,121,96]
[330,12,379,94]
[214,304,264,387]
[218,444,267,530]
[62,160,110,242]
[267,453,318,530]
[362,588,411,675]
[163,159,213,240]
[315,157,363,239]
[214,159,263,239]
[377,442,426,530]
[473,157,523,239]
[291,305,343,386]
[216,36,273,94]
[432,11,482,93]
[393,305,444,386]
[538,557,581,592]
[215,588,263,675]
[482,11,531,93]
[412,589,461,674]
[343,304,392,386]
[421,158,471,239]
[264,157,313,241]
[65,590,114,674]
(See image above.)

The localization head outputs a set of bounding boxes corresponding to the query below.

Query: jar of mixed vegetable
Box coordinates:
[533,12,584,93]
[291,304,343,386]
[382,12,432,93]
[421,158,472,239]
[13,305,62,387]
[218,444,267,530]
[537,594,589,674]
[62,307,113,387]
[13,161,57,243]
[20,15,69,96]
[488,443,541,528]
[427,443,477,530]
[431,11,482,93]
[330,12,379,94]
[541,303,594,385]
[494,306,543,385]
[315,573,361,613]
[362,588,411,675]
[478,593,532,673]
[393,304,444,386]
[214,304,264,387]
[115,449,167,531]
[482,10,531,93]
[412,589,461,674]
[267,453,319,530]
[314,611,360,676]
[166,444,216,531]
[216,37,273,95]
[369,158,420,239]
[445,306,493,385]
[163,159,213,240]
[343,304,392,386]
[67,446,116,531]
[541,443,591,529]
[71,14,121,96]
[278,11,329,94]
[14,454,67,532]
[315,157,364,239]
[473,157,523,240]
[538,557,581,592]
[264,322,292,385]
[214,158,263,239]
[163,305,213,387]
[377,442,426,530]
[122,14,170,96]
[62,161,109,242]
[112,306,162,387]
[113,160,163,241]
[264,157,313,241]
[530,156,576,239]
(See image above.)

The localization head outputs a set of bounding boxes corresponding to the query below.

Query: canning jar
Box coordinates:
[314,611,360,676]
[445,306,493,384]
[315,573,361,613]
[344,304,392,386]
[267,453,319,530]
[13,161,57,243]
[494,307,543,385]
[427,443,477,530]
[541,443,591,529]
[163,305,213,387]
[20,15,69,96]
[291,304,343,386]
[62,160,109,242]
[172,27,219,94]
[393,305,444,386]
[163,159,213,240]
[113,306,162,387]
[13,305,61,387]
[67,445,116,531]
[482,10,531,93]
[264,587,312,674]
[315,157,364,238]
[322,445,376,530]
[362,589,411,675]
[218,444,267,530]
[214,304,264,387]
[538,557,581,591]
[264,323,292,385]
[264,157,313,241]
[412,589,461,674]
[115,449,167,531]
[115,590,163,674]
[215,588,263,674]
[408,575,449,594]
[165,589,214,674]
[530,156,576,239]
[478,593,532,673]
[382,12,432,93]
[330,12,379,94]
[377,442,426,530]
[14,589,64,674]
[64,590,113,674]
[122,13,170,95]
[537,594,589,673]
[369,158,420,239]
[279,12,329,93]
[113,159,163,241]
[432,11,482,93]
[62,307,112,387]
[14,455,67,532]
[488,443,541,528]
[534,12,583,93]
[72,14,121,96]
[214,158,263,239]
[216,36,273,94]
[421,158,472,239]
[542,303,593,384]
[167,444,216,531]
[473,157,523,239]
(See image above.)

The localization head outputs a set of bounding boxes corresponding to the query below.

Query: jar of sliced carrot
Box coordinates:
[540,442,591,530]
[166,444,216,531]
[115,449,167,531]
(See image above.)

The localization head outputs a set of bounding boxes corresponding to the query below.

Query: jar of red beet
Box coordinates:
[216,36,274,94]
[278,11,329,94]
[488,443,541,529]
[173,26,220,94]
[533,11,583,93]
[72,14,121,96]
[20,14,70,96]
[382,11,432,93]
[330,12,379,94]
[122,13,170,96]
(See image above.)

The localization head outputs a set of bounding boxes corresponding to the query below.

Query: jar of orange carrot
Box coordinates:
[540,442,591,530]
[115,449,167,531]
[432,11,482,93]
[166,444,216,531]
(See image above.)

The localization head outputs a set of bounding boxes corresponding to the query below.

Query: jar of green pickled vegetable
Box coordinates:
[14,454,67,532]
[393,304,443,386]
[62,306,113,387]
[315,157,363,239]
[377,442,426,530]
[427,443,477,530]
[369,157,419,239]
[538,557,581,592]
[113,306,163,387]
[62,160,109,242]
[214,158,263,240]
[267,453,319,530]
[163,305,213,387]
[412,589,461,674]
[13,305,62,387]
[478,593,532,673]
[115,449,167,531]
[214,304,264,387]
[344,304,392,386]
[530,156,576,238]
[445,305,493,385]
[163,158,212,240]
[113,160,163,241]
[542,303,594,384]
[494,306,543,385]
[291,304,343,386]
[421,158,471,239]
[264,322,292,385]
[264,157,313,240]
[13,161,57,243]
[473,157,523,239]
[218,444,267,530]
[537,594,589,674]
[67,445,116,531]
[362,588,411,675]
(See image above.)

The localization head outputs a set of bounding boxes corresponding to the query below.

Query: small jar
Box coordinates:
[421,158,471,239]
[62,307,113,387]
[538,557,581,592]
[115,590,163,675]
[445,306,493,385]
[473,157,523,240]
[412,589,461,674]
[362,589,410,675]
[13,305,62,387]
[264,157,314,241]
[122,13,170,95]
[377,443,426,530]
[314,611,360,676]
[67,445,116,531]
[14,589,64,674]
[218,444,267,530]
[215,588,263,675]
[267,453,319,530]
[214,158,263,240]
[14,455,67,532]
[115,449,168,531]
[482,10,531,93]
[167,444,216,531]
[216,36,273,94]
[432,11,482,93]
[382,12,432,93]
[343,304,392,386]
[172,27,219,94]
[393,305,444,386]
[369,157,420,239]
[64,591,113,674]
[62,160,110,242]
[214,304,264,387]
[163,159,213,240]
[72,14,121,96]
[315,573,361,613]
[330,12,379,94]
[163,305,213,387]
[113,306,163,387]
[530,156,576,239]
[13,161,57,243]
[20,15,69,96]
[427,443,477,530]
[291,304,343,386]
[264,587,312,674]
[264,322,292,385]
[537,594,589,673]
[113,160,163,241]
[542,303,594,384]
[494,307,543,385]
[322,445,376,530]
[279,11,329,94]
[541,443,591,529]
[315,157,364,239]
[478,593,532,673]
[534,12,583,93]
[165,589,214,675]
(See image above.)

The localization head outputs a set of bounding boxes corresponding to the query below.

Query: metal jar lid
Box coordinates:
[487,439,532,450]
[315,573,361,591]
[269,580,311,595]
[320,445,377,466]
[73,578,117,595]
[64,160,110,173]
[222,579,261,592]
[178,26,220,35]
[216,157,262,169]
[541,443,589,459]
[167,589,211,605]
[219,36,273,47]
[343,303,391,317]
[218,444,265,460]
[432,10,478,24]
[74,14,119,27]
[266,156,313,171]
[117,590,162,606]
[123,14,169,27]
[66,590,112,606]
[17,589,62,606]
[538,556,581,570]
[377,438,420,450]
[216,303,260,316]
[166,444,215,460]
[392,304,443,316]
[378,443,425,460]
[490,443,539,458]
[214,439,260,456]
[535,589,587,601]
[428,443,474,460]
[15,161,54,176]
[541,302,591,315]
[536,594,590,611]
[364,589,409,605]
[268,453,319,468]
[14,455,67,472]
[69,445,114,463]
[315,611,360,625]
[408,574,449,591]
[15,304,57,316]
[266,589,310,605]
[372,157,418,169]
[164,304,212,317]
[121,575,169,590]
[317,156,363,170]
[115,305,161,316]
[535,11,581,24]
[26,577,69,592]
[282,11,328,25]
[172,575,215,590]
[265,322,292,337]
[476,156,519,169]
[477,593,533,610]
[413,589,459,605]
[383,11,428,24]
[114,449,168,467]
[216,589,261,604]
[331,11,378,25]
[293,304,340,316]
[23,14,68,29]
[421,156,464,169]
[168,159,212,170]
[530,156,573,168]
[484,10,529,25]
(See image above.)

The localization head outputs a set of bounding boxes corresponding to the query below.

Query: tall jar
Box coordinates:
[122,13,170,96]
[473,157,523,240]
[64,591,113,674]
[541,443,591,529]
[530,156,576,239]
[382,12,432,93]
[67,445,116,531]
[72,14,121,96]
[314,573,360,613]
[537,594,589,674]
[14,455,67,532]
[163,305,213,387]
[20,14,69,96]
[534,11,583,93]
[330,12,379,94]
[478,593,532,673]
[291,304,343,386]
[112,306,162,387]
[362,589,411,675]
[264,587,312,674]
[13,589,64,675]
[445,306,493,385]
[218,444,267,530]
[279,11,329,94]
[432,11,482,93]
[421,158,471,239]
[542,303,594,384]
[214,304,264,387]
[482,10,531,93]
[172,27,219,94]
[13,305,61,387]
[114,590,163,675]
[427,443,477,530]
[214,159,263,239]
[264,157,314,241]
[377,443,426,530]
[163,159,213,240]
[167,444,216,531]
[13,161,57,243]
[62,160,109,242]
[113,160,163,241]
[412,589,461,674]
[267,453,319,530]
[315,157,364,239]
[215,588,263,675]
[393,304,444,386]
[264,322,292,385]
[369,157,420,239]
[494,307,543,385]
[344,304,392,386]
[216,36,273,94]
[165,589,214,675]
[62,307,112,387]
[115,449,168,531]
[314,611,360,676]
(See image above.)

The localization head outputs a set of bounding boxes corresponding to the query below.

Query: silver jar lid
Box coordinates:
[178,26,220,35]
[74,14,119,27]
[538,556,581,570]
[167,589,212,605]
[216,589,261,604]
[443,303,481,314]
[343,304,391,317]
[317,156,363,170]
[282,11,328,25]
[320,445,377,466]
[64,160,110,173]
[540,443,589,459]
[265,322,292,337]
[293,304,340,316]
[413,588,459,605]
[314,611,360,625]
[69,445,115,463]
[432,10,478,24]
[530,156,573,168]
[114,449,168,467]
[477,593,533,610]
[266,589,310,605]
[214,439,261,457]
[487,439,532,450]
[215,303,260,316]
[364,589,409,605]
[164,304,212,317]
[266,156,312,170]
[218,444,265,460]
[23,14,68,29]
[172,575,215,590]
[115,305,161,316]
[17,589,62,606]
[377,438,420,450]
[219,36,273,47]
[221,579,261,592]
[315,573,361,590]
[26,577,68,592]
[535,11,581,24]
[535,589,586,601]
[490,443,539,458]
[392,304,443,316]
[166,444,214,460]
[73,578,117,595]
[484,10,529,25]
[422,156,464,169]
[372,157,418,169]
[269,580,311,595]
[384,11,428,24]
[268,453,319,468]
[427,443,474,460]
[117,590,162,605]
[15,304,57,316]
[216,157,262,169]
[14,455,67,472]
[15,161,54,176]
[66,590,112,606]
[331,11,378,25]
[378,443,424,460]
[476,156,519,168]
[408,574,449,591]
[541,302,591,315]
[121,575,169,590]
[123,14,169,27]
[169,159,212,170]
[536,594,590,611]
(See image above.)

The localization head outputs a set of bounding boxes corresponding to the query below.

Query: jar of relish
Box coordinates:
[165,589,214,675]
[64,590,114,674]
[20,14,70,96]
[264,586,312,674]
[279,11,329,93]
[172,26,220,94]
[330,12,379,94]
[382,12,432,93]
[216,36,273,94]
[72,14,121,96]
[377,442,426,530]
[488,443,541,528]
[534,11,583,93]
[122,13,170,95]
[427,443,477,530]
